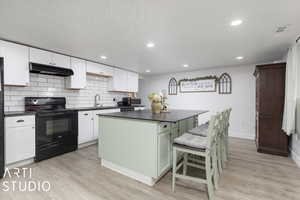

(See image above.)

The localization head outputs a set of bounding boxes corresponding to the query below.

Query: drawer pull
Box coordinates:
[84,113,89,116]
[163,125,168,128]
[16,120,24,123]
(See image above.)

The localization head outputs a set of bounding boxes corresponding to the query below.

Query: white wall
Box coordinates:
[138,65,256,140]
[291,134,300,167]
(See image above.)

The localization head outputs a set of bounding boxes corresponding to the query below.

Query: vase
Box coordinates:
[151,102,161,114]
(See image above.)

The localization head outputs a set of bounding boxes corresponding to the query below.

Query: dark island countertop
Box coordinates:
[98,109,208,123]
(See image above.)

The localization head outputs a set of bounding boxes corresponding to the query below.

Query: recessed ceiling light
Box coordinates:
[146,42,155,48]
[145,69,151,73]
[183,64,189,68]
[100,55,107,60]
[236,56,244,60]
[230,19,243,26]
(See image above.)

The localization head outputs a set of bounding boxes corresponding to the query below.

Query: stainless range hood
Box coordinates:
[30,63,74,77]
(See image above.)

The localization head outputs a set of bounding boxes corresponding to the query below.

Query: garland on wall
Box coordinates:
[168,74,232,94]
[178,76,218,93]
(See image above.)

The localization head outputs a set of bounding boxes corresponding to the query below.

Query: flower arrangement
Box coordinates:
[148,93,162,103]
[148,93,162,114]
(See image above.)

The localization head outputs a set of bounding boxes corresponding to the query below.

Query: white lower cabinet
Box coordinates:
[78,111,94,144]
[5,115,35,165]
[157,131,171,176]
[78,109,121,145]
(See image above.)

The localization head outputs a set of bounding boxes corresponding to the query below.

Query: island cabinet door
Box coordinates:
[187,117,197,130]
[157,131,171,176]
[170,124,179,165]
[179,120,187,136]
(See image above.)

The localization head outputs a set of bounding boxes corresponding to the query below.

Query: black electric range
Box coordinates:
[25,97,78,162]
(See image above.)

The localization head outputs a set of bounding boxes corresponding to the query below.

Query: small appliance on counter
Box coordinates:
[121,97,141,106]
[25,97,78,162]
[117,97,142,112]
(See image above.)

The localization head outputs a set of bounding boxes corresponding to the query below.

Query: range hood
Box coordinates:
[30,63,74,77]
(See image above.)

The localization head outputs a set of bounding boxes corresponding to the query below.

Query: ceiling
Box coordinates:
[0,0,299,75]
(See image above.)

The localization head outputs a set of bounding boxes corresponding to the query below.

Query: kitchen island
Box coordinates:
[98,109,207,186]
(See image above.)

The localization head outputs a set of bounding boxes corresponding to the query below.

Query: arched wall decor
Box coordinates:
[218,73,232,94]
[168,77,178,95]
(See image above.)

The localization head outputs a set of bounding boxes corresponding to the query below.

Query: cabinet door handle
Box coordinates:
[163,125,168,128]
[16,119,24,123]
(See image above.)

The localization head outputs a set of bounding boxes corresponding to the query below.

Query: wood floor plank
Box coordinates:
[0,137,299,200]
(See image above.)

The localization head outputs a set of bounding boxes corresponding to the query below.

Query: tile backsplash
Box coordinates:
[4,73,128,112]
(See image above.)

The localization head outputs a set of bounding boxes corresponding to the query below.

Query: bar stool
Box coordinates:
[222,108,232,163]
[188,108,232,171]
[187,112,224,174]
[172,113,222,200]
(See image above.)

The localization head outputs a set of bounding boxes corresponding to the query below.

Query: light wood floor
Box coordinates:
[1,138,300,200]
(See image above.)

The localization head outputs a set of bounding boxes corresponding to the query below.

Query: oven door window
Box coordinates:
[46,119,70,136]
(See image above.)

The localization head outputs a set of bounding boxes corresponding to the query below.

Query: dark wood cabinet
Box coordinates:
[254,63,289,156]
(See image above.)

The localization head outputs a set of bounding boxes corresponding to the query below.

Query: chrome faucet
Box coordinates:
[95,94,102,107]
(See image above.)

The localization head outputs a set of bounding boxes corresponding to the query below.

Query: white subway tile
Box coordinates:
[4,74,126,111]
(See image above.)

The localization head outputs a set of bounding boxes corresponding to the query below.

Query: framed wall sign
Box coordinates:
[179,76,217,93]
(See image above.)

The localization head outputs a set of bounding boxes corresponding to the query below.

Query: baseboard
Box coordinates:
[78,140,98,149]
[5,158,34,169]
[229,132,255,140]
[290,149,300,168]
[102,159,155,186]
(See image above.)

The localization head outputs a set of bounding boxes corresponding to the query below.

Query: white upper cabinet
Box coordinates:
[0,41,30,86]
[66,58,87,89]
[51,52,71,68]
[29,48,70,68]
[127,71,139,93]
[86,61,113,77]
[109,69,139,92]
[29,48,51,65]
[108,68,128,92]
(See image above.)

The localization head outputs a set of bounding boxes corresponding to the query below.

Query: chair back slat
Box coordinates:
[207,113,222,148]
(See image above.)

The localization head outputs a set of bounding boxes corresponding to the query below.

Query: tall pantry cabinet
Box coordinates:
[254,63,289,156]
